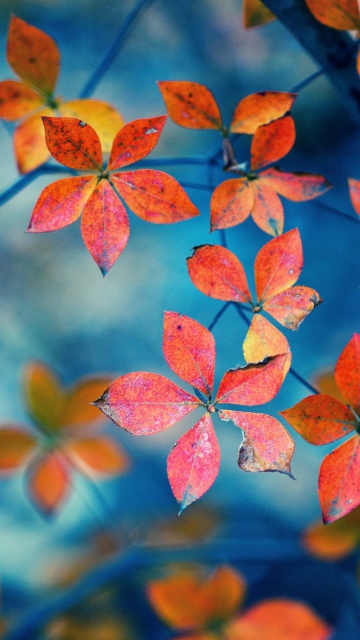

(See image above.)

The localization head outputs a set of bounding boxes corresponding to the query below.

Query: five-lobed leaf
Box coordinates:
[231,91,296,133]
[7,14,60,95]
[163,312,215,396]
[93,372,199,436]
[167,413,220,512]
[219,410,294,476]
[157,81,223,130]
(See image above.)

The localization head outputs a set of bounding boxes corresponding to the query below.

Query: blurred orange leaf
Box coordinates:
[66,436,130,475]
[147,566,246,630]
[226,598,332,640]
[305,0,360,30]
[0,426,35,471]
[303,507,360,560]
[28,451,70,514]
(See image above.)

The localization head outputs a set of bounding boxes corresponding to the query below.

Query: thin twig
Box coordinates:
[79,0,159,98]
[207,302,231,332]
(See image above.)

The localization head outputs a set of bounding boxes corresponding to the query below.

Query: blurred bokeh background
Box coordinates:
[0,0,360,637]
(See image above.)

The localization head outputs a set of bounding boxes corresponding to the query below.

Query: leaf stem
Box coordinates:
[207,302,231,332]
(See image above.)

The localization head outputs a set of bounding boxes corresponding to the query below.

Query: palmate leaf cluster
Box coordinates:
[0,3,359,531]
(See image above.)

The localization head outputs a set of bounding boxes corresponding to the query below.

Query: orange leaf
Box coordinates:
[305,0,360,30]
[0,79,43,120]
[303,512,360,560]
[318,435,360,523]
[279,394,356,445]
[215,354,287,406]
[348,177,360,215]
[66,436,130,475]
[250,180,284,236]
[242,0,276,28]
[112,170,200,223]
[157,81,223,130]
[254,228,303,302]
[81,180,130,275]
[260,167,331,201]
[107,115,167,170]
[28,452,70,515]
[28,176,96,232]
[60,377,115,428]
[167,413,220,511]
[59,99,125,153]
[14,107,53,174]
[243,315,291,365]
[230,91,296,133]
[23,361,66,430]
[210,178,254,231]
[93,372,199,435]
[262,285,322,330]
[163,312,215,397]
[312,370,347,403]
[187,244,251,303]
[42,116,103,170]
[7,15,60,94]
[0,427,35,472]
[250,114,296,171]
[219,410,294,475]
[227,598,332,640]
[334,332,360,413]
[148,566,245,629]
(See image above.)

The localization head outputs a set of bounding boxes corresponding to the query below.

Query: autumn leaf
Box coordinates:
[0,361,129,515]
[305,0,360,30]
[157,81,223,130]
[242,0,276,29]
[0,15,125,172]
[303,506,360,560]
[348,177,360,215]
[280,333,360,523]
[211,117,330,235]
[94,311,291,510]
[28,116,200,274]
[227,598,332,640]
[187,229,321,366]
[147,566,246,630]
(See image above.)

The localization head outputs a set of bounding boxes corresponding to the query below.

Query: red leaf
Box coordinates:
[227,598,332,640]
[81,180,130,275]
[93,373,199,435]
[262,285,322,330]
[112,170,200,223]
[107,115,167,170]
[215,354,287,406]
[163,312,215,397]
[348,177,360,215]
[28,451,70,515]
[250,114,296,171]
[0,79,43,120]
[243,0,276,29]
[14,107,53,174]
[243,315,291,366]
[305,0,360,30]
[230,91,296,134]
[157,81,223,130]
[58,99,125,153]
[260,167,331,201]
[42,116,103,170]
[279,395,356,445]
[28,176,96,232]
[0,427,35,472]
[66,436,130,475]
[187,244,251,303]
[334,333,360,413]
[254,228,303,302]
[318,435,360,523]
[7,15,60,94]
[219,410,294,476]
[250,180,284,236]
[210,178,254,231]
[167,413,220,512]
